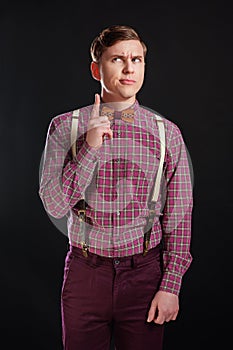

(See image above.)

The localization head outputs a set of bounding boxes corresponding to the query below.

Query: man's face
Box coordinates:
[92,40,145,104]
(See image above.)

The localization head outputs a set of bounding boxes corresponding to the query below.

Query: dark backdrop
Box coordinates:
[1,0,232,349]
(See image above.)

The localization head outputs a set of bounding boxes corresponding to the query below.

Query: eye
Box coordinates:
[132,57,141,63]
[112,57,122,62]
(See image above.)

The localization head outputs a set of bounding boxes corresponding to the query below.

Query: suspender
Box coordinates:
[70,109,166,257]
[142,115,166,256]
[71,109,79,159]
[151,115,166,202]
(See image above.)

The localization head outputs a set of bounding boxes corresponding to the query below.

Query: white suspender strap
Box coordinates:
[151,115,166,202]
[71,109,80,159]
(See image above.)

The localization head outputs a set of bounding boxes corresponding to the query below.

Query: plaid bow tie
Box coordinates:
[101,106,134,123]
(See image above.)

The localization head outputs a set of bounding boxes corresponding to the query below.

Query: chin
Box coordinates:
[119,89,138,99]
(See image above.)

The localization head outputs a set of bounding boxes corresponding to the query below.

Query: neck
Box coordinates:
[101,91,136,111]
[101,98,136,111]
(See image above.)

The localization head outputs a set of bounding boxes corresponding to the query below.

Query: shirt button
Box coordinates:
[117,132,121,136]
[116,211,120,216]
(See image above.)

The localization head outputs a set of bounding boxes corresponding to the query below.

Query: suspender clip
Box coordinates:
[78,209,86,222]
[143,239,150,256]
[81,242,89,258]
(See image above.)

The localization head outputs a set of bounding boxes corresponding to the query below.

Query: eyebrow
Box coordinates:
[109,54,143,59]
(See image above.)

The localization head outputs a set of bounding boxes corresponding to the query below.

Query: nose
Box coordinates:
[122,59,134,74]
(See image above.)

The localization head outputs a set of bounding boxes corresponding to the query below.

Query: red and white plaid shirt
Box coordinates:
[39,100,193,295]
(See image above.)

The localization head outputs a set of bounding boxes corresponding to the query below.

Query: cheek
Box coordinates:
[102,69,117,83]
[101,76,118,91]
[138,68,145,79]
[106,75,119,88]
[137,72,145,86]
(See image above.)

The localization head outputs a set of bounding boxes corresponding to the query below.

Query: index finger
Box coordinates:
[91,93,100,119]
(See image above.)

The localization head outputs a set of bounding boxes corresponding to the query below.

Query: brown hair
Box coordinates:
[90,25,147,63]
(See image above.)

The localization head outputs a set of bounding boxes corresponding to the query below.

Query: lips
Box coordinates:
[119,79,136,85]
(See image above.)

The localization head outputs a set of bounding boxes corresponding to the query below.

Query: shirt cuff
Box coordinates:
[159,251,192,295]
[159,271,182,296]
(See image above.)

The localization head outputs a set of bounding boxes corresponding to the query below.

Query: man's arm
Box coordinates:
[38,114,100,218]
[147,123,193,324]
[62,94,113,208]
[159,125,193,295]
[39,95,113,218]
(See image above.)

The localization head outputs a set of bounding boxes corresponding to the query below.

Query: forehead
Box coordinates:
[103,40,144,57]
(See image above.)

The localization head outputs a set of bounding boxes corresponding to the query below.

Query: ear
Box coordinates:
[90,61,101,81]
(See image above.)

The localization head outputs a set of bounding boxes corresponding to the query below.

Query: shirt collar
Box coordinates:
[99,99,140,116]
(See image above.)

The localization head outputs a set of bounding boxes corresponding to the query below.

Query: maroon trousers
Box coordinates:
[61,244,164,350]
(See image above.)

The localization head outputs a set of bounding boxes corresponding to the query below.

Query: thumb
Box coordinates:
[147,302,158,322]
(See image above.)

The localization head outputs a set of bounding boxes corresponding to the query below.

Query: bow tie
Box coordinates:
[101,106,134,123]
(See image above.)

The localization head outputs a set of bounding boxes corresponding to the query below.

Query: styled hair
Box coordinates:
[90,25,147,63]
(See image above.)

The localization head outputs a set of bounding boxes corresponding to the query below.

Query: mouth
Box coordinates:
[119,79,136,85]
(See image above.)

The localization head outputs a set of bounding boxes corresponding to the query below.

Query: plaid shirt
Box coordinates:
[39,100,193,295]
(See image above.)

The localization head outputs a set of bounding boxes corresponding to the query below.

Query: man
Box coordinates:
[39,25,193,350]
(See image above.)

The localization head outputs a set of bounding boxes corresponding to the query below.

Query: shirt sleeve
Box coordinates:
[38,115,99,218]
[62,139,100,208]
[159,124,193,296]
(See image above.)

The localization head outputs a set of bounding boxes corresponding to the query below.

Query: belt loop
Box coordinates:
[131,255,137,268]
[92,253,98,266]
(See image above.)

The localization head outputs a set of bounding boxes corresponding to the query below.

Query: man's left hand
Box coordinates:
[147,290,179,324]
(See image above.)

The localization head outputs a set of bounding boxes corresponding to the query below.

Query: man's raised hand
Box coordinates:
[86,93,113,149]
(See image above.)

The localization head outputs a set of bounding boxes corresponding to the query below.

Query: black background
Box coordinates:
[1,0,232,349]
